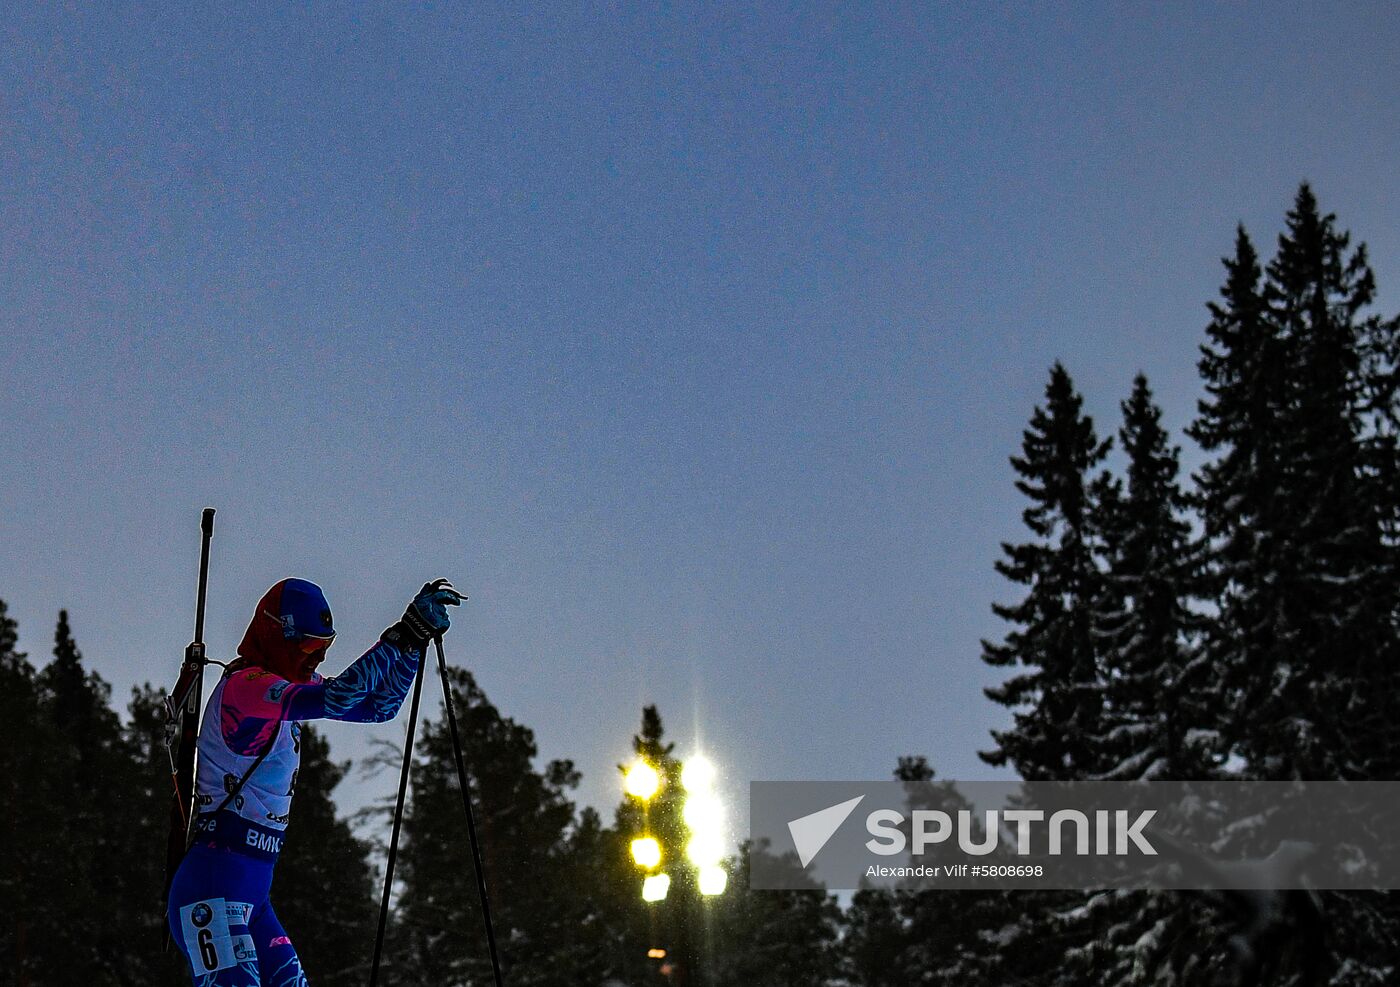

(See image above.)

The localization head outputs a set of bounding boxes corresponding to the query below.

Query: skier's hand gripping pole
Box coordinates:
[370,579,505,987]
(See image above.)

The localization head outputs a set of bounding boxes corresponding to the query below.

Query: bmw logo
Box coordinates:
[192,903,213,928]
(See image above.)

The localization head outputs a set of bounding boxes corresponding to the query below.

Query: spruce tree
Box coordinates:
[1267,188,1400,982]
[1352,302,1400,780]
[982,362,1114,780]
[975,364,1121,985]
[1093,375,1216,781]
[1190,187,1394,782]
[1187,225,1288,779]
[1258,183,1388,780]
[0,600,57,987]
[33,611,144,985]
[1041,376,1228,987]
[1188,189,1400,981]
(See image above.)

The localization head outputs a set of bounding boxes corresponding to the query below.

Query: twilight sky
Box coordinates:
[2,4,1398,832]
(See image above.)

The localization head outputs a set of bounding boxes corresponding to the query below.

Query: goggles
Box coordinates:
[298,634,335,655]
[264,609,336,653]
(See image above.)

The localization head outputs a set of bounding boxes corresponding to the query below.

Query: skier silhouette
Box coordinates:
[167,577,461,987]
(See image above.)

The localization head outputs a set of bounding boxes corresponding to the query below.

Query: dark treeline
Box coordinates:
[3,184,1397,986]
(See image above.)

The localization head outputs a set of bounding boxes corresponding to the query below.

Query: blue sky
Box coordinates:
[2,4,1398,827]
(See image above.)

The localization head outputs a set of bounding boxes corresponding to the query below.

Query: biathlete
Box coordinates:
[167,576,462,986]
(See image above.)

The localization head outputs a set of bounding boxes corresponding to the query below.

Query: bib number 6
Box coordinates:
[198,928,218,970]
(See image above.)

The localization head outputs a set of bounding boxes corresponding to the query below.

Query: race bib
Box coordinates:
[179,898,254,974]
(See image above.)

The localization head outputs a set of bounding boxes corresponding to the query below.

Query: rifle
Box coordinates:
[161,508,216,948]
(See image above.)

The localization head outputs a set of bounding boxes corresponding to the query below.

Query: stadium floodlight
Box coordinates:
[686,831,725,868]
[698,864,728,896]
[641,872,671,902]
[630,836,662,869]
[682,792,724,832]
[681,754,716,792]
[624,760,661,800]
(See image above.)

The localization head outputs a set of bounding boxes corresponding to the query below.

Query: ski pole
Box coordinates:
[433,634,506,987]
[368,632,429,987]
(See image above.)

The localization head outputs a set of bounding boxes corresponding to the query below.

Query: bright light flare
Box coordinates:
[686,831,726,867]
[641,873,671,902]
[624,760,661,800]
[682,793,724,832]
[698,864,729,896]
[681,755,716,792]
[630,837,661,869]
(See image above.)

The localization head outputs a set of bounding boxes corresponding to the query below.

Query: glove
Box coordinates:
[395,578,463,646]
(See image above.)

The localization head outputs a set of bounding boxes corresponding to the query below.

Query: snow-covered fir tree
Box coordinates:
[982,362,1115,781]
[976,364,1120,986]
[1259,184,1390,780]
[1265,188,1400,983]
[1186,224,1291,778]
[1092,374,1217,782]
[1188,186,1400,983]
[1058,376,1230,986]
[1190,186,1393,783]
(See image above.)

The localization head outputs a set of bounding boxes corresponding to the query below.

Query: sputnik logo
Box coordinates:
[788,795,865,867]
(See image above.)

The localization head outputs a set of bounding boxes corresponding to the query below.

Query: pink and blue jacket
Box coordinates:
[191,638,420,860]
